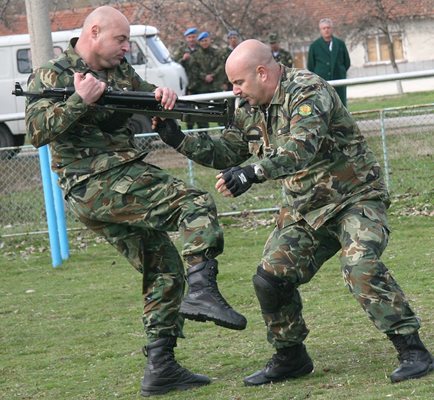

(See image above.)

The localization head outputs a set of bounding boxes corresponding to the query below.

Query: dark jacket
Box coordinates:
[307,36,350,80]
[307,36,350,105]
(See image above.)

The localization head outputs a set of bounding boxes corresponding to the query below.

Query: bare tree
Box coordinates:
[178,0,317,50]
[0,0,22,29]
[344,0,408,93]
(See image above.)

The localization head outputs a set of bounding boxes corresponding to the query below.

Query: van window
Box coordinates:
[126,41,147,65]
[17,46,63,74]
[146,35,172,64]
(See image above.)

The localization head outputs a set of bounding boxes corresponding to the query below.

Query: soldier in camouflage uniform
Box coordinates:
[221,30,241,91]
[269,33,293,68]
[155,39,433,386]
[172,27,198,130]
[25,6,246,397]
[189,31,226,132]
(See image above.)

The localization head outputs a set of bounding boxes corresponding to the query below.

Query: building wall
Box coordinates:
[347,19,434,98]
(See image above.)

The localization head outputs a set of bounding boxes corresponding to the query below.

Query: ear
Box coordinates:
[256,65,267,81]
[90,24,100,39]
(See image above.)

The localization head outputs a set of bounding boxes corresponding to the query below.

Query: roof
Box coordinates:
[1,1,433,37]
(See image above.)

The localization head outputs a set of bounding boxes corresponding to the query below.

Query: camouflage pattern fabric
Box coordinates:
[172,42,197,93]
[260,200,419,348]
[25,39,224,341]
[189,46,225,94]
[220,46,235,90]
[178,67,390,229]
[26,38,155,194]
[272,49,293,68]
[173,67,421,346]
[67,161,224,341]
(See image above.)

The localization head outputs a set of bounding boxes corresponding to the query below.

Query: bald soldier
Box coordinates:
[25,5,247,397]
[155,39,433,386]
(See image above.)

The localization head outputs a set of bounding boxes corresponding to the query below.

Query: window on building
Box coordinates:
[366,33,405,63]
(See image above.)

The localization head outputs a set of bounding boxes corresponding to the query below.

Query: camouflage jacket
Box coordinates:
[176,67,389,229]
[173,42,197,91]
[189,46,225,94]
[173,42,197,69]
[272,48,293,68]
[25,38,155,194]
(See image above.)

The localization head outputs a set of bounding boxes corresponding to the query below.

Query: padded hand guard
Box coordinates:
[221,165,259,197]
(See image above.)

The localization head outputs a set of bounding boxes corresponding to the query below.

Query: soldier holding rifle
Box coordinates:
[25,5,246,397]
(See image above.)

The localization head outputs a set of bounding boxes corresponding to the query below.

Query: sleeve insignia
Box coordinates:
[298,103,313,117]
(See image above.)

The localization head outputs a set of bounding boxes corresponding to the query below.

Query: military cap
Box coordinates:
[197,31,209,41]
[227,30,239,38]
[269,33,278,43]
[184,27,198,36]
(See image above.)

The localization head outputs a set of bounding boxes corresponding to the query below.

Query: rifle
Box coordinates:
[12,82,230,125]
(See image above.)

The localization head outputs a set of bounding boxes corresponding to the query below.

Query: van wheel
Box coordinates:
[0,125,18,159]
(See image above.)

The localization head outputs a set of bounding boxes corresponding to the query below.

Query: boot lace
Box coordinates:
[393,336,419,364]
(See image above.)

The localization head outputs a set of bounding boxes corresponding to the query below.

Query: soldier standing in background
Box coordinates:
[155,39,433,387]
[173,27,198,71]
[189,31,226,132]
[221,30,241,91]
[269,33,293,68]
[25,6,246,397]
[173,27,198,129]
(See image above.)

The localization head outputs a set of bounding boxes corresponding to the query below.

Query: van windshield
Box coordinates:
[146,35,172,64]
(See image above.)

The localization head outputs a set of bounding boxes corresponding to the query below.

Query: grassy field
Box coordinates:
[1,214,433,400]
[348,91,434,112]
[1,90,433,399]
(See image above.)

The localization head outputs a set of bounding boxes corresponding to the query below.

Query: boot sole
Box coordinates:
[180,304,246,330]
[141,381,209,397]
[180,308,246,330]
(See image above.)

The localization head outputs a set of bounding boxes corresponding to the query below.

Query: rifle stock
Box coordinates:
[13,82,230,124]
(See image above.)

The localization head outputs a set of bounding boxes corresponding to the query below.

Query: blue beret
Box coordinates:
[184,27,198,36]
[227,30,239,38]
[197,31,209,41]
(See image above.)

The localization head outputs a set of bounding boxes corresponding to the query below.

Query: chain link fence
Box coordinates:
[1,105,433,237]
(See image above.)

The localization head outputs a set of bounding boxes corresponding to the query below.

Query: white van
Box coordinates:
[0,25,188,149]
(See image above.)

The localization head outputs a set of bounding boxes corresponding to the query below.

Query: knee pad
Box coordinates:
[252,266,294,314]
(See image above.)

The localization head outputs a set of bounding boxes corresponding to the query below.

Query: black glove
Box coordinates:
[154,118,185,148]
[221,165,260,197]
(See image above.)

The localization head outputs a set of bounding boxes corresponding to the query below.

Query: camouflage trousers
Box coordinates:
[260,200,420,349]
[67,160,224,341]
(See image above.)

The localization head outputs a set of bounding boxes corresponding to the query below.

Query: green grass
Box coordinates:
[1,215,433,400]
[348,91,434,112]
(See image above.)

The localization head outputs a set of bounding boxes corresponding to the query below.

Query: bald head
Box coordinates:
[226,39,275,75]
[82,6,129,33]
[225,39,281,106]
[75,6,131,71]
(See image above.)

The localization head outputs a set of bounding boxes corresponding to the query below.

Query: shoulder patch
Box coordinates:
[297,102,313,117]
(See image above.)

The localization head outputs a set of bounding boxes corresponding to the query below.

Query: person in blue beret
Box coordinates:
[173,27,200,129]
[189,31,226,133]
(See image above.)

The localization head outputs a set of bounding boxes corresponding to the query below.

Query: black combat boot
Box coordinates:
[140,337,210,397]
[180,259,247,330]
[389,332,434,383]
[243,343,314,386]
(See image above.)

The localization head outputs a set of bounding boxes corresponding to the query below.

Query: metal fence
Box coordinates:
[1,105,433,237]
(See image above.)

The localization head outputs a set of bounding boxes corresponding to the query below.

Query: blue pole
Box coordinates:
[38,145,62,267]
[48,150,70,261]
